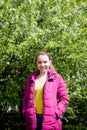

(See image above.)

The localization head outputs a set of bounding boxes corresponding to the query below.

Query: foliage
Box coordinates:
[0,0,87,126]
[63,124,87,130]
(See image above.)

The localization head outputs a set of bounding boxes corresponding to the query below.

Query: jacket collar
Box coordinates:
[29,69,57,81]
[48,69,57,80]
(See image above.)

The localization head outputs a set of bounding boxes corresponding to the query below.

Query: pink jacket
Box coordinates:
[22,69,68,130]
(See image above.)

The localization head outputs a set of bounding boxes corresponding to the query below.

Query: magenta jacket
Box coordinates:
[22,69,68,130]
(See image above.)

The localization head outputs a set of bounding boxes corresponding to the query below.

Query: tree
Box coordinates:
[0,0,87,125]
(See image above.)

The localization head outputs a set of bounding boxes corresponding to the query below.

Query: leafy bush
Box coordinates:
[63,124,87,130]
[0,0,87,126]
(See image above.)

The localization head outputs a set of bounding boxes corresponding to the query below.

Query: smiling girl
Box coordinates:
[22,51,68,130]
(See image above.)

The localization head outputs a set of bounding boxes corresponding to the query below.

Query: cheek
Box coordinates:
[46,63,50,68]
[37,64,42,69]
[36,62,40,67]
[48,62,51,67]
[37,64,40,68]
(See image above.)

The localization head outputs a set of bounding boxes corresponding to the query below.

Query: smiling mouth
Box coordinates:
[41,68,45,70]
[40,67,46,71]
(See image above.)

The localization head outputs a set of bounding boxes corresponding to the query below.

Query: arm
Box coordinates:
[55,75,69,118]
[22,78,29,117]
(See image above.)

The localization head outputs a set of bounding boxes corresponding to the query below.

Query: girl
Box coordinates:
[22,51,68,130]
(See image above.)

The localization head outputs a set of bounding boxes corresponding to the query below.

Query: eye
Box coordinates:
[38,61,42,64]
[44,61,47,63]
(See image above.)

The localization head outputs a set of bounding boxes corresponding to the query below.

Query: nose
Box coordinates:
[41,62,44,66]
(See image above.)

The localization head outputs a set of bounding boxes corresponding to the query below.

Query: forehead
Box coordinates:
[37,54,49,61]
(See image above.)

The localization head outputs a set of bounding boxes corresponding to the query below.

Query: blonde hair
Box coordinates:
[36,51,55,70]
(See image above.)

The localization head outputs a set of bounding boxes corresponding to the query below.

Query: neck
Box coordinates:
[39,72,47,76]
[37,71,48,80]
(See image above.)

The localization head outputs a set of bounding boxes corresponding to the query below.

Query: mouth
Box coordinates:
[40,67,46,71]
[41,68,46,71]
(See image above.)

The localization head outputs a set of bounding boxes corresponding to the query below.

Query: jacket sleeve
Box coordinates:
[55,75,69,118]
[22,78,29,117]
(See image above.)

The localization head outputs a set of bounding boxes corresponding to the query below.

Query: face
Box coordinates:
[36,54,51,74]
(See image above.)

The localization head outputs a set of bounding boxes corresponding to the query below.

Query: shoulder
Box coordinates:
[48,69,61,76]
[50,69,65,82]
[26,70,39,81]
[48,69,60,80]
